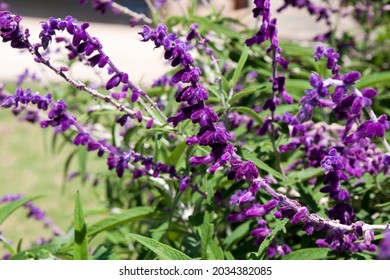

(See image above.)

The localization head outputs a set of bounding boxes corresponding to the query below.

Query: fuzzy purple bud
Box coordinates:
[342,71,361,85]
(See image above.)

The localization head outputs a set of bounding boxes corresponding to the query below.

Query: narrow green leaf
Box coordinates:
[254,218,288,259]
[207,238,225,260]
[223,221,251,249]
[88,206,154,237]
[242,150,284,180]
[295,167,324,182]
[128,233,191,260]
[375,201,390,208]
[358,72,390,89]
[0,240,15,256]
[230,106,264,125]
[74,191,88,260]
[10,235,70,259]
[77,146,88,183]
[285,79,310,91]
[282,248,331,260]
[166,141,187,166]
[224,251,235,260]
[0,196,41,226]
[199,209,213,259]
[228,85,266,105]
[62,149,77,189]
[231,45,249,87]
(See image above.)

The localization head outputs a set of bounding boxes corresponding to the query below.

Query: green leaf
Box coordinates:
[375,201,390,208]
[230,106,264,125]
[207,238,225,260]
[74,191,88,260]
[285,79,310,92]
[228,85,266,105]
[11,236,70,260]
[358,72,390,89]
[128,233,191,260]
[88,206,154,237]
[62,149,77,189]
[254,218,288,259]
[349,252,373,260]
[0,196,41,226]
[231,45,249,87]
[77,146,88,183]
[223,221,251,249]
[282,248,331,260]
[166,141,187,166]
[295,167,324,182]
[241,150,284,180]
[200,210,213,259]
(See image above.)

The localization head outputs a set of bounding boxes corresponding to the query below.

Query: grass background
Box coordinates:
[0,109,106,255]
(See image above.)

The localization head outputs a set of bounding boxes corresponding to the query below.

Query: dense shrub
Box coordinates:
[0,0,389,260]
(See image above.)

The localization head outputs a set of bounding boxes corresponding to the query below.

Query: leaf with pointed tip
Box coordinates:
[128,233,191,260]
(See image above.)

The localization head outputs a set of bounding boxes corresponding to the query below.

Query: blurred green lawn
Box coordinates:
[0,109,106,254]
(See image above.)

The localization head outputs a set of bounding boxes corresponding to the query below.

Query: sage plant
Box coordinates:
[0,0,389,260]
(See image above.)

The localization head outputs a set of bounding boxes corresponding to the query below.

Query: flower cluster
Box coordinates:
[37,15,150,105]
[139,24,258,179]
[1,0,389,260]
[1,87,75,131]
[245,0,292,127]
[0,10,29,49]
[297,47,390,152]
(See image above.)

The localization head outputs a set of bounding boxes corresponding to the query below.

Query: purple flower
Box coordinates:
[291,207,308,225]
[107,153,130,178]
[175,85,208,104]
[327,202,355,225]
[154,0,167,10]
[245,0,271,46]
[106,73,122,90]
[179,176,190,192]
[379,231,390,260]
[267,244,291,259]
[229,189,255,206]
[245,204,266,218]
[227,160,259,181]
[0,11,29,49]
[73,133,89,146]
[146,119,153,129]
[321,148,343,173]
[344,115,389,144]
[314,46,340,76]
[342,71,361,85]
